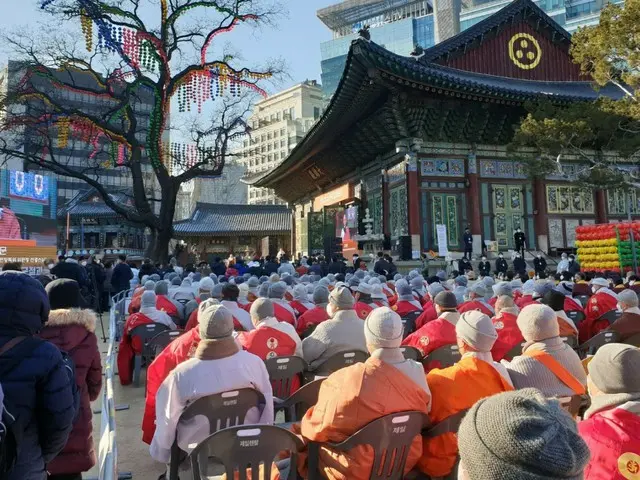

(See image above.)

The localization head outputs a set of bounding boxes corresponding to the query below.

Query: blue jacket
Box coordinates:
[0,272,78,480]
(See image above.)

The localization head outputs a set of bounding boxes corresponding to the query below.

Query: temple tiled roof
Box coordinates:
[58,190,134,219]
[173,203,291,236]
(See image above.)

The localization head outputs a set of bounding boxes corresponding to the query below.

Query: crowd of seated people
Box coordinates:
[106,253,640,480]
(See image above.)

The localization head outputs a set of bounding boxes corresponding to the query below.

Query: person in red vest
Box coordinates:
[580,277,619,343]
[414,283,445,330]
[141,298,217,445]
[184,277,215,322]
[458,283,494,317]
[392,280,423,316]
[184,284,222,331]
[402,291,459,368]
[236,298,302,360]
[128,280,155,314]
[289,284,314,317]
[515,280,536,309]
[267,282,296,326]
[555,281,584,314]
[220,283,252,331]
[370,284,388,307]
[117,291,176,385]
[246,277,260,303]
[154,280,184,326]
[296,286,331,337]
[354,283,376,320]
[490,295,523,361]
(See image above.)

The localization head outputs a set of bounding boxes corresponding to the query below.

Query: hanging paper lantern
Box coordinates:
[80,10,93,52]
[57,117,70,148]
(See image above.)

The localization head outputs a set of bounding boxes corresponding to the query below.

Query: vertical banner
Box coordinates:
[436,224,449,257]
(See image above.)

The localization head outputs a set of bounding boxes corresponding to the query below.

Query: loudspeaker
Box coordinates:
[398,236,412,261]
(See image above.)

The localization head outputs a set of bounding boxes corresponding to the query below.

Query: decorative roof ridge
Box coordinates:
[420,0,571,63]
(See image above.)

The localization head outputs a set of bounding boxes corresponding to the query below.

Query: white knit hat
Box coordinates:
[141,291,156,309]
[591,278,609,288]
[199,304,234,340]
[250,298,275,322]
[456,310,498,352]
[364,307,403,349]
[329,286,355,309]
[357,283,373,295]
[516,304,559,343]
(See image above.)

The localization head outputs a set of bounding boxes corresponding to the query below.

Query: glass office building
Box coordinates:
[460,0,623,33]
[318,1,435,98]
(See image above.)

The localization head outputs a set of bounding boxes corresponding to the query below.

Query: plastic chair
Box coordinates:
[400,346,423,361]
[265,356,307,399]
[313,350,369,377]
[148,329,184,357]
[307,411,429,480]
[188,425,303,480]
[401,311,421,338]
[598,310,622,325]
[576,331,620,357]
[129,323,171,387]
[566,310,585,325]
[574,295,590,308]
[168,388,264,480]
[419,409,470,480]
[625,332,640,347]
[503,342,526,361]
[274,378,326,423]
[423,344,461,370]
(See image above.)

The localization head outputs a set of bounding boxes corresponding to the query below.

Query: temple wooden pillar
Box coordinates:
[406,153,421,236]
[382,170,390,239]
[533,176,549,253]
[466,153,482,255]
[595,190,608,224]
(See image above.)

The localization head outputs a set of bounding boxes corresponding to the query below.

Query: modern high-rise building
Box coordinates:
[188,162,247,213]
[1,60,159,206]
[459,0,623,33]
[238,80,325,205]
[318,0,437,98]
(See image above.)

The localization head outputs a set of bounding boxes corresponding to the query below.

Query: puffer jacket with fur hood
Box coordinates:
[39,309,103,474]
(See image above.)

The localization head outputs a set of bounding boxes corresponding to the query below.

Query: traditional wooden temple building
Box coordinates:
[57,189,148,258]
[250,0,638,259]
[173,203,291,263]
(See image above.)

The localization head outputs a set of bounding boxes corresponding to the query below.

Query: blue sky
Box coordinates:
[0,1,337,92]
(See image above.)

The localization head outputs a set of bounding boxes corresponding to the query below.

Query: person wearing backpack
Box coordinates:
[0,271,78,480]
[40,279,103,479]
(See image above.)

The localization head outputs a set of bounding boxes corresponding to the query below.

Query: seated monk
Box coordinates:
[502,304,586,398]
[353,283,376,320]
[491,295,523,361]
[414,283,444,330]
[515,280,536,309]
[183,277,215,323]
[246,277,260,303]
[296,286,331,337]
[150,305,273,473]
[392,280,423,316]
[268,282,297,326]
[580,278,618,343]
[154,280,184,326]
[236,298,302,359]
[572,273,592,297]
[302,286,367,370]
[117,291,177,385]
[402,291,459,370]
[142,299,217,445]
[607,289,640,342]
[184,284,222,331]
[128,280,155,314]
[289,284,315,317]
[419,310,513,478]
[458,283,494,317]
[555,281,585,314]
[295,307,431,480]
[488,282,513,308]
[540,290,578,339]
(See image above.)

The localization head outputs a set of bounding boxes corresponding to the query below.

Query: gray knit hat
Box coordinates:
[258,282,270,298]
[427,282,445,298]
[588,343,640,395]
[329,286,355,309]
[141,291,156,309]
[395,280,412,297]
[517,304,559,343]
[493,282,513,297]
[249,298,275,323]
[154,281,169,296]
[434,291,457,309]
[199,277,214,292]
[456,310,497,352]
[364,307,403,349]
[313,286,330,305]
[144,280,155,291]
[211,284,224,300]
[458,388,590,480]
[470,283,487,298]
[199,305,234,340]
[268,281,287,299]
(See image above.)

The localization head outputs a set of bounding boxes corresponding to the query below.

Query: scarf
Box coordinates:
[195,336,239,360]
[584,393,640,419]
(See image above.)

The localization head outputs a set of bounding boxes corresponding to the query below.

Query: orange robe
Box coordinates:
[419,356,513,477]
[297,358,431,480]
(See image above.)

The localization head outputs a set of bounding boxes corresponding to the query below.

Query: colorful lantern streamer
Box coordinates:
[80,9,93,51]
[56,117,70,148]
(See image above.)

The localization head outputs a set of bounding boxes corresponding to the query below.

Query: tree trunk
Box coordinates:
[146,181,178,263]
[147,227,173,263]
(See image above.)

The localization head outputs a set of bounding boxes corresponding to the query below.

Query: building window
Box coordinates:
[314,107,321,120]
[280,139,285,148]
[546,185,594,214]
[280,128,286,136]
[267,132,272,140]
[608,189,639,215]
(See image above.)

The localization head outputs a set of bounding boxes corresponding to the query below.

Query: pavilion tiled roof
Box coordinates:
[58,189,134,219]
[173,203,291,236]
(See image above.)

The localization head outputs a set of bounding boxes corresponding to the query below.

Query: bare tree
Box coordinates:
[0,0,281,261]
